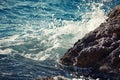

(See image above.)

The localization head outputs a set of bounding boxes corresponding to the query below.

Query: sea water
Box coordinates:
[0,0,120,80]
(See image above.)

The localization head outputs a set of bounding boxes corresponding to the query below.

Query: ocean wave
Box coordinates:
[0,1,107,61]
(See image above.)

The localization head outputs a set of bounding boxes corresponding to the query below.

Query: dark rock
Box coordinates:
[60,5,120,79]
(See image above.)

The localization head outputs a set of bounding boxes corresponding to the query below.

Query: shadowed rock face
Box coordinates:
[60,5,120,75]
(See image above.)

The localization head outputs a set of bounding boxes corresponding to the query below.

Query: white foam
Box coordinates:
[0,35,25,48]
[1,72,13,76]
[9,2,107,61]
[0,48,13,54]
[0,35,19,43]
[83,4,107,31]
[102,0,112,2]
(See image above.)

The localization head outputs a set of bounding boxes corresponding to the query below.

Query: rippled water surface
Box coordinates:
[0,0,120,80]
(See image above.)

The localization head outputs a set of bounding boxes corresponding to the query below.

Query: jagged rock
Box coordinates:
[60,5,120,78]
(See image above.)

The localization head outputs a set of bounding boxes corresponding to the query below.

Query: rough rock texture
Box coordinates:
[60,5,120,77]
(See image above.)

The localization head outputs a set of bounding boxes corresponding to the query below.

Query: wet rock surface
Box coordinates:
[60,5,120,79]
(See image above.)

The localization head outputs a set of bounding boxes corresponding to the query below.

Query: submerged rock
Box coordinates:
[60,5,120,79]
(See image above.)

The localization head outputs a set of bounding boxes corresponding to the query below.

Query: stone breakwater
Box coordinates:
[60,5,120,79]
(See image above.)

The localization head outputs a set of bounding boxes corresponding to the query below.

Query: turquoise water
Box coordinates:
[0,0,120,80]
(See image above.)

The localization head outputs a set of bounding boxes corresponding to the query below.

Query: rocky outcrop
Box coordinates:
[60,5,120,78]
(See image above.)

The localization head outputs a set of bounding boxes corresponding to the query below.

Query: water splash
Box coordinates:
[20,2,107,61]
[0,1,108,61]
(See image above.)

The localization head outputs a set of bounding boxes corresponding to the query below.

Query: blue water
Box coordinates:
[0,0,120,80]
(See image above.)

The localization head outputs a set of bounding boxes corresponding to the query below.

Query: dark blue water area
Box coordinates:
[0,54,70,80]
[0,0,120,80]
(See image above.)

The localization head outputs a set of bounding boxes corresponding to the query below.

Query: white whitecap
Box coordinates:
[0,48,13,54]
[0,35,19,43]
